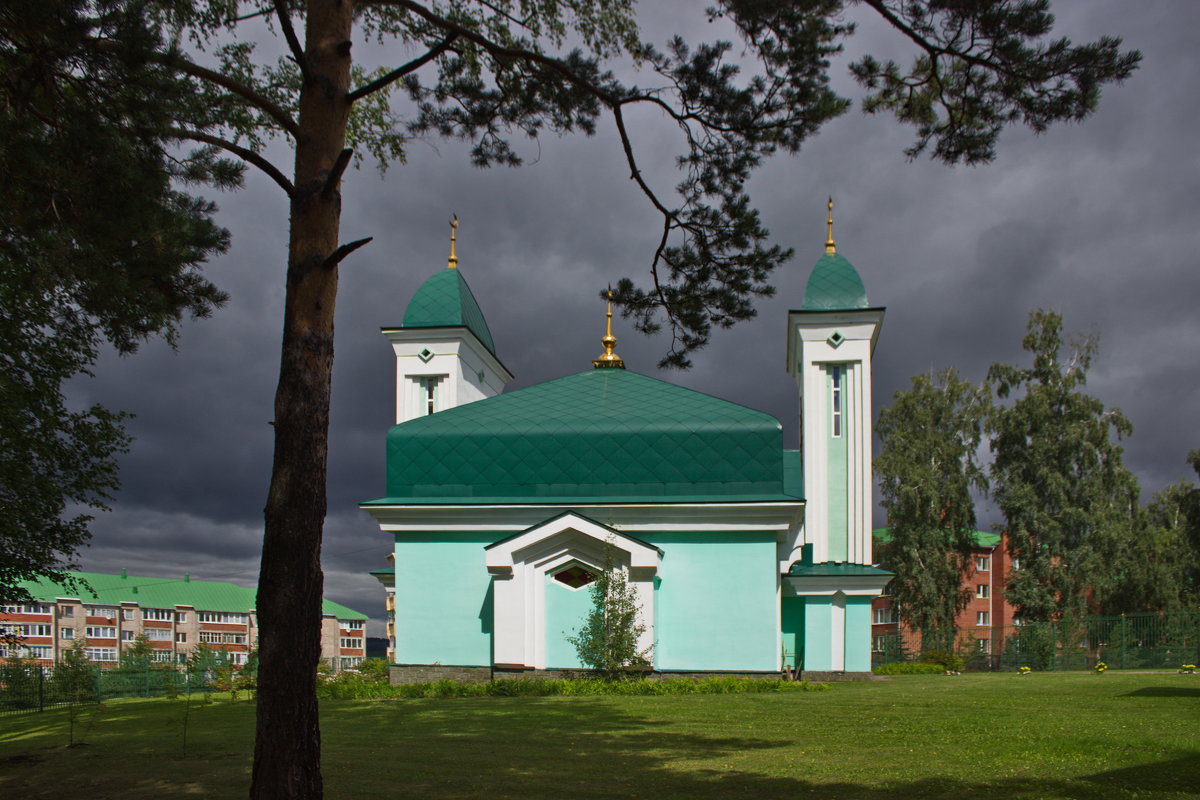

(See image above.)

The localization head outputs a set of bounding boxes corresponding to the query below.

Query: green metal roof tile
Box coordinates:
[20,571,366,620]
[402,269,497,355]
[782,449,804,499]
[379,368,786,502]
[873,528,1000,548]
[786,561,893,577]
[802,253,869,310]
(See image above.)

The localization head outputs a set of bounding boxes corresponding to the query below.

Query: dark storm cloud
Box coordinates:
[73,2,1200,632]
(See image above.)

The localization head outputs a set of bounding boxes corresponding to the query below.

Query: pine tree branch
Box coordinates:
[89,39,302,138]
[167,128,295,197]
[273,1,313,84]
[347,34,459,103]
[324,237,374,269]
[321,148,353,199]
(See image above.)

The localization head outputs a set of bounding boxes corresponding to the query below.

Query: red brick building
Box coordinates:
[870,529,1020,660]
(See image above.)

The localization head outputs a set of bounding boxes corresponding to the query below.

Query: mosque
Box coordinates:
[365,204,891,680]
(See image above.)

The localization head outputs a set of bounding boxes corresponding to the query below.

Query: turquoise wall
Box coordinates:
[801,595,834,671]
[781,596,805,669]
[845,596,873,672]
[393,532,495,665]
[826,365,848,562]
[644,532,778,671]
[544,569,594,669]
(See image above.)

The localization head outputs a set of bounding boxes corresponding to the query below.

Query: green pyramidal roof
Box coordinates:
[372,368,794,503]
[802,252,869,310]
[17,571,366,619]
[402,269,497,356]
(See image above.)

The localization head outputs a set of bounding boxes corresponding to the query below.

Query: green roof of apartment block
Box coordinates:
[18,571,366,620]
[873,528,1000,548]
[371,367,796,504]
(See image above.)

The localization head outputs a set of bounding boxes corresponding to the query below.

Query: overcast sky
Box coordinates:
[66,2,1200,635]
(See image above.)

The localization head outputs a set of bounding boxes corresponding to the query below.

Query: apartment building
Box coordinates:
[870,529,1019,658]
[1,570,368,670]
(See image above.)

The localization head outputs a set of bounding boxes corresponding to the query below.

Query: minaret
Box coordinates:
[382,216,513,424]
[786,199,884,566]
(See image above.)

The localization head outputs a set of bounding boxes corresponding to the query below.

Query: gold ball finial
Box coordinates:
[825,196,837,255]
[592,285,625,369]
[447,215,459,269]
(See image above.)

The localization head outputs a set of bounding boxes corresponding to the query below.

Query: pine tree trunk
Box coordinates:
[251,2,353,797]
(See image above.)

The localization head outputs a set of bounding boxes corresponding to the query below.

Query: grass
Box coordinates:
[1,672,1197,799]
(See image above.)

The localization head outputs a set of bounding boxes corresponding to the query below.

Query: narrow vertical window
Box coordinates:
[419,377,440,415]
[831,365,842,437]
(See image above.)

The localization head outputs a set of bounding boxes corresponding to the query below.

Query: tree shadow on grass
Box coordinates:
[321,698,1200,800]
[1121,686,1200,698]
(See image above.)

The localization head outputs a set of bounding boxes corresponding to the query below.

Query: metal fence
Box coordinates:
[0,662,232,717]
[873,611,1200,672]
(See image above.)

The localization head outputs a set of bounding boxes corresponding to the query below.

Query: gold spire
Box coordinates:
[592,285,625,369]
[447,215,459,269]
[824,196,837,255]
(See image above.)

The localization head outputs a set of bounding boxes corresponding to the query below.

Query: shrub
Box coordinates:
[920,650,965,672]
[317,675,830,700]
[872,662,944,675]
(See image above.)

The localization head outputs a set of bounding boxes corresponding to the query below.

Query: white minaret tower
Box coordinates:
[383,217,512,424]
[786,199,884,566]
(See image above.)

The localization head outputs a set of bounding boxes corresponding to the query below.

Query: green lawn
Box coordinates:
[1,672,1197,799]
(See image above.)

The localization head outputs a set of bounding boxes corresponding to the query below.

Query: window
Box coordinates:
[340,638,364,650]
[1,624,52,637]
[872,636,890,653]
[176,612,188,623]
[340,657,364,669]
[1,604,51,615]
[121,609,136,620]
[976,584,989,599]
[198,611,247,624]
[1011,557,1021,571]
[59,605,73,617]
[61,628,74,640]
[552,564,596,590]
[340,620,364,632]
[151,651,175,663]
[231,652,249,666]
[872,608,894,625]
[142,608,173,621]
[976,556,990,572]
[977,638,991,654]
[85,626,116,638]
[200,631,247,645]
[121,630,135,641]
[22,646,52,659]
[85,647,117,662]
[175,632,187,643]
[976,611,990,626]
[86,606,116,619]
[831,365,843,437]
[145,628,172,641]
[419,376,442,415]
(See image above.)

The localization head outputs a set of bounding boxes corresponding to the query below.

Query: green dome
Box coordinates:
[377,369,799,503]
[801,252,869,310]
[402,269,497,356]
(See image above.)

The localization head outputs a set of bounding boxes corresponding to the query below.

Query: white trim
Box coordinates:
[364,501,804,534]
[487,512,659,669]
[831,592,845,671]
[782,575,890,597]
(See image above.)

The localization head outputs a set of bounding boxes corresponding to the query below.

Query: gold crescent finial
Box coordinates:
[592,284,625,369]
[825,196,836,255]
[447,215,459,269]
